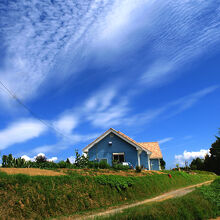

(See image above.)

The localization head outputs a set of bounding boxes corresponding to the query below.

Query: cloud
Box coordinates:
[31,133,99,154]
[21,155,33,162]
[0,0,118,103]
[175,149,209,166]
[47,157,58,162]
[68,156,75,164]
[134,85,219,124]
[53,114,78,134]
[0,119,47,150]
[158,137,173,144]
[21,153,57,162]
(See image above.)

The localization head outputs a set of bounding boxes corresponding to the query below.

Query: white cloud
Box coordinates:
[53,114,78,134]
[0,119,47,150]
[68,156,75,164]
[21,153,57,162]
[158,137,173,144]
[175,149,209,166]
[48,157,58,162]
[21,155,34,162]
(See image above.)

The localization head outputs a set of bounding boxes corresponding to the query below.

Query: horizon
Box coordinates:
[0,0,220,169]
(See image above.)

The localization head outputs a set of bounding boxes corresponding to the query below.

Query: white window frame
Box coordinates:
[112,153,125,163]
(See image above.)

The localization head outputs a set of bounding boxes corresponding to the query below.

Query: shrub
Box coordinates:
[135,165,142,173]
[113,164,129,171]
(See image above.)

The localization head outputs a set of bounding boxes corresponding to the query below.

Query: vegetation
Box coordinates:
[0,170,215,219]
[97,178,220,220]
[189,128,220,175]
[160,158,166,170]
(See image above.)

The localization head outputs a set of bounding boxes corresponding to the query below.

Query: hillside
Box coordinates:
[0,169,216,219]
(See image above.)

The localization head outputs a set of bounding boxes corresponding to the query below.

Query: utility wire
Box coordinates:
[0,80,73,141]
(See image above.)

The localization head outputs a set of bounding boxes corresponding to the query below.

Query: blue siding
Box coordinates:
[87,132,160,170]
[88,133,138,167]
[150,159,160,170]
[140,151,150,169]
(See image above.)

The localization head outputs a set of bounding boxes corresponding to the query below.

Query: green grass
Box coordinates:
[97,178,220,220]
[0,170,216,219]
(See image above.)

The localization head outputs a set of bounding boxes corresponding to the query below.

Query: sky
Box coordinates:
[0,0,220,168]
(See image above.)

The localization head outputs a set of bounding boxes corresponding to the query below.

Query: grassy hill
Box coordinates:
[0,169,216,219]
[97,177,220,220]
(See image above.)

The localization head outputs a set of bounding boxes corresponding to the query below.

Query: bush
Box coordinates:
[135,165,143,173]
[113,164,129,171]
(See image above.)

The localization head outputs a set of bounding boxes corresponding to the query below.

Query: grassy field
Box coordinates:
[0,168,65,176]
[0,169,216,219]
[97,178,220,220]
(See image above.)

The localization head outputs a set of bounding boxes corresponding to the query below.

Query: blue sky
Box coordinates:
[0,0,220,168]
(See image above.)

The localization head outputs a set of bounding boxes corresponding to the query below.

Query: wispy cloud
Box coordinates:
[0,119,47,150]
[53,114,78,135]
[1,1,219,106]
[158,137,173,144]
[134,85,219,124]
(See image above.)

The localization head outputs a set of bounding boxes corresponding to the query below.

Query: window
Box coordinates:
[113,153,125,163]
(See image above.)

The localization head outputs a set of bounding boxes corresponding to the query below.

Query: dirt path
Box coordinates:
[57,180,213,220]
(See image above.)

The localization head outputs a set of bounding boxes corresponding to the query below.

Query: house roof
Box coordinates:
[83,128,163,159]
[138,142,163,159]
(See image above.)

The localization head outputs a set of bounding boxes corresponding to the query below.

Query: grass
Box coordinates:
[96,178,220,220]
[0,170,216,219]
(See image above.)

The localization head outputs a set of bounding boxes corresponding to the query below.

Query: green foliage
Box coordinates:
[35,155,47,163]
[160,158,166,170]
[112,164,129,170]
[135,165,143,173]
[74,150,89,168]
[87,160,111,169]
[204,131,220,175]
[1,154,75,169]
[95,175,134,191]
[199,178,220,214]
[190,157,205,170]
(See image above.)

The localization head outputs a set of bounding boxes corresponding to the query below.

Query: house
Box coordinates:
[83,128,163,170]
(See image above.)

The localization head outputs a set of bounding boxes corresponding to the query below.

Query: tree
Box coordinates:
[7,154,13,167]
[160,158,166,170]
[35,155,47,163]
[2,155,8,167]
[204,130,220,174]
[74,150,89,168]
[66,158,71,164]
[190,157,204,170]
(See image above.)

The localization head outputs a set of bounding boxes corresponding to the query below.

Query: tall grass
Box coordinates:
[97,178,220,220]
[0,170,216,219]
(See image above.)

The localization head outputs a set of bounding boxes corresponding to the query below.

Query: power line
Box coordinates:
[0,80,73,141]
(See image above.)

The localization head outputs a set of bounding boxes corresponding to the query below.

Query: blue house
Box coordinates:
[83,128,163,170]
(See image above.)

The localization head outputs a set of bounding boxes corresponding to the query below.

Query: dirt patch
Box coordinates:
[60,168,164,177]
[0,168,66,176]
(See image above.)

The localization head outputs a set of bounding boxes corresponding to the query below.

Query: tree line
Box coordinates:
[190,129,220,175]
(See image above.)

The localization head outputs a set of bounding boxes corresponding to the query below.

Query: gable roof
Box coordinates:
[138,142,162,159]
[83,128,163,159]
[83,128,151,154]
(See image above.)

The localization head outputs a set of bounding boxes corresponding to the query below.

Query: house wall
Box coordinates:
[88,133,139,167]
[150,159,160,170]
[140,151,150,169]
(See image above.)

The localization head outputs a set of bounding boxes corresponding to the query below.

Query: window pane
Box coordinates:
[119,154,125,162]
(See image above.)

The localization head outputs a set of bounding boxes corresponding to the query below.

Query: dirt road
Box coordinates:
[56,180,213,220]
